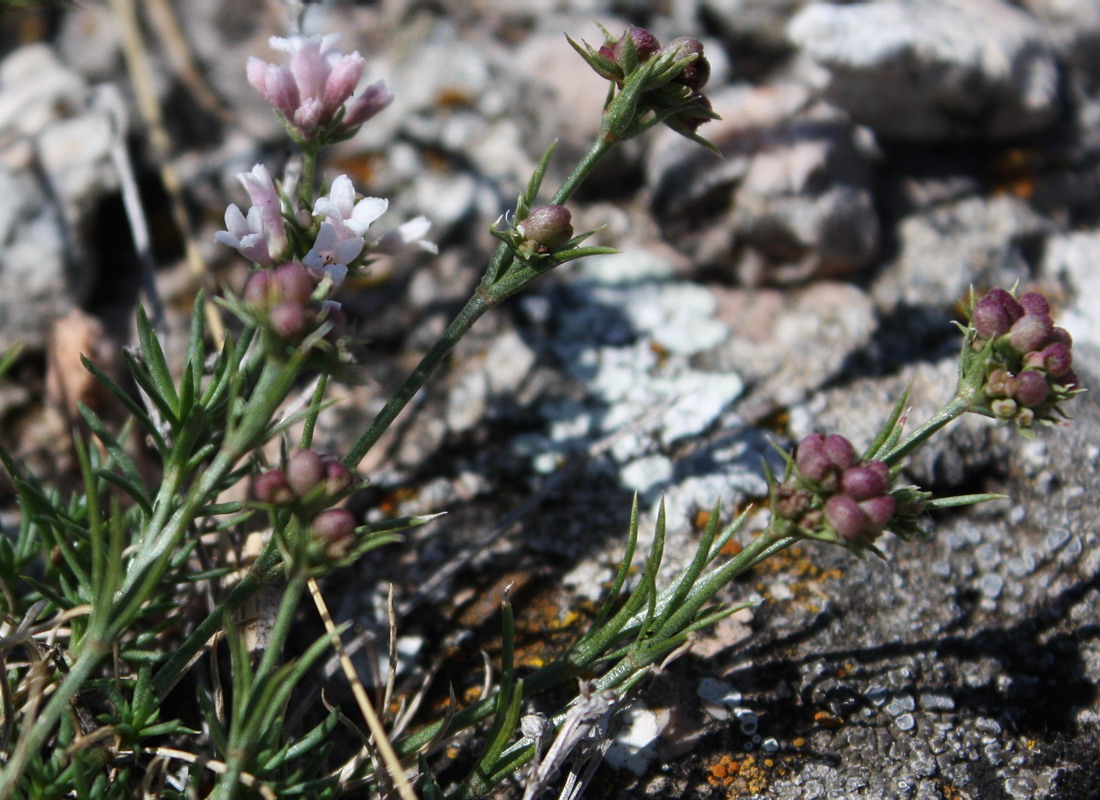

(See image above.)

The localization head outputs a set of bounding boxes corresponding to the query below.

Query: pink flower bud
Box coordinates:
[859,495,896,531]
[822,434,856,471]
[1014,370,1049,407]
[287,449,325,497]
[841,460,889,501]
[972,289,1023,340]
[242,270,273,308]
[320,454,353,496]
[254,469,293,504]
[795,433,830,482]
[270,300,310,339]
[274,262,315,305]
[1050,327,1072,347]
[1007,312,1054,354]
[825,494,867,541]
[341,81,394,130]
[312,508,357,554]
[519,205,573,249]
[322,53,366,119]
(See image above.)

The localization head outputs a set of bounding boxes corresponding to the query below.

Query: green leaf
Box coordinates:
[79,355,167,456]
[136,304,179,416]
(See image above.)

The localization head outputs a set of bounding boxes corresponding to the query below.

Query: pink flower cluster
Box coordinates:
[214,165,287,265]
[247,35,393,142]
[794,433,895,543]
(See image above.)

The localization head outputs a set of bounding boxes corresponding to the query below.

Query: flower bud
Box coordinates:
[663,36,710,91]
[1017,292,1049,317]
[598,26,661,69]
[254,469,293,505]
[1038,341,1072,377]
[242,270,274,308]
[320,454,353,496]
[270,300,310,339]
[1014,370,1048,407]
[287,449,325,497]
[825,494,867,541]
[822,434,856,471]
[518,205,573,249]
[312,508,357,556]
[274,262,315,305]
[859,494,896,531]
[1014,407,1035,428]
[984,368,1013,397]
[841,460,889,501]
[774,482,811,520]
[972,289,1022,340]
[1007,313,1054,354]
[990,398,1018,419]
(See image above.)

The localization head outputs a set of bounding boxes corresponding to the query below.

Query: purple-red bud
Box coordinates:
[287,449,325,497]
[1017,292,1049,317]
[312,508,357,548]
[1014,370,1049,407]
[825,494,867,541]
[972,289,1023,340]
[841,460,889,501]
[663,36,710,91]
[1038,341,1073,377]
[321,454,353,496]
[600,26,661,68]
[519,205,573,249]
[1007,312,1054,354]
[859,495,896,531]
[254,469,293,505]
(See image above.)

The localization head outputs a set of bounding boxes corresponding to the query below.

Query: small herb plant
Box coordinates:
[0,20,1082,800]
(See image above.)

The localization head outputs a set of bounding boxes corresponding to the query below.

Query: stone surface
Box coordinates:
[648,85,880,284]
[788,0,1061,141]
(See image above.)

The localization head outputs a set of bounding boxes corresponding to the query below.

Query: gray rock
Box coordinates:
[1042,230,1100,350]
[648,85,880,284]
[788,0,1061,141]
[873,193,1054,313]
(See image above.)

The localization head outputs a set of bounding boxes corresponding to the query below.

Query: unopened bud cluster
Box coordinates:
[572,24,718,140]
[241,262,338,342]
[774,433,897,547]
[967,289,1079,430]
[255,449,357,558]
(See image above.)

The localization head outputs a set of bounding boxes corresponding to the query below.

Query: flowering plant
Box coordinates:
[0,20,1082,800]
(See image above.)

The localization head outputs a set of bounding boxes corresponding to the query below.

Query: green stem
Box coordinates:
[0,638,110,798]
[549,136,615,207]
[343,293,491,468]
[214,572,309,800]
[883,394,971,466]
[299,146,319,210]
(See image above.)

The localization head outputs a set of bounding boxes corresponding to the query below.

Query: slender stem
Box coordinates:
[550,136,614,207]
[343,293,490,468]
[883,395,970,466]
[299,146,319,210]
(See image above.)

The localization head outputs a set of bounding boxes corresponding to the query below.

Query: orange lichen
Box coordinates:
[813,710,843,729]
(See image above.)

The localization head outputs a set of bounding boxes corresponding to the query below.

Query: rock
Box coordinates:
[788,0,1061,141]
[1041,230,1100,350]
[648,84,880,284]
[873,194,1054,313]
[0,45,85,141]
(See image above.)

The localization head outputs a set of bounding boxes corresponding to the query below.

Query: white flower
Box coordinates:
[214,204,274,265]
[313,175,388,237]
[376,215,439,255]
[303,221,364,283]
